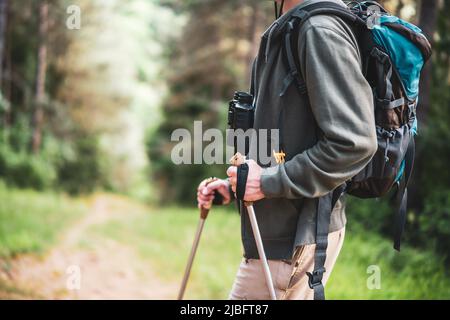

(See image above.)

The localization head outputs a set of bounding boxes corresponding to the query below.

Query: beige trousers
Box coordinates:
[229,228,345,300]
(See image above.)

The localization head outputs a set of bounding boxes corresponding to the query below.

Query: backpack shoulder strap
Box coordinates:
[279,2,365,300]
[279,1,365,97]
[393,137,415,251]
[308,183,347,300]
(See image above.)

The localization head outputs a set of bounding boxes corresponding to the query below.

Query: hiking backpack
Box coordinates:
[279,1,432,300]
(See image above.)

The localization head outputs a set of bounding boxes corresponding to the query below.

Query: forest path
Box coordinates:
[0,194,178,299]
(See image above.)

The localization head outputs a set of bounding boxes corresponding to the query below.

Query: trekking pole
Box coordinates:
[230,153,277,300]
[178,177,217,300]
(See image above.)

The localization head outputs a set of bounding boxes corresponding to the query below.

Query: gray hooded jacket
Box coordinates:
[241,0,377,260]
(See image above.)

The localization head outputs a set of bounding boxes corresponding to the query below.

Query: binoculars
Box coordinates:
[228,91,255,132]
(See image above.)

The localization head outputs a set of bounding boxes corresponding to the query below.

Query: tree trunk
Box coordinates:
[417,0,438,124]
[0,0,7,89]
[408,0,439,213]
[32,0,48,154]
[3,0,10,128]
[0,0,8,131]
[245,0,261,87]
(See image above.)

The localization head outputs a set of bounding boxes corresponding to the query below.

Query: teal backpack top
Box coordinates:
[278,0,432,300]
[372,14,430,100]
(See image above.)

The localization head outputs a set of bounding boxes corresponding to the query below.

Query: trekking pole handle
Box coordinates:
[229,152,246,166]
[229,152,277,300]
[200,207,210,220]
[200,177,218,219]
[229,153,253,206]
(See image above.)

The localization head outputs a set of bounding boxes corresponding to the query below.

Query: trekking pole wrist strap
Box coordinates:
[236,163,249,201]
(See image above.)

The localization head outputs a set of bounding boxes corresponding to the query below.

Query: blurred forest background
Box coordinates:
[0,0,449,299]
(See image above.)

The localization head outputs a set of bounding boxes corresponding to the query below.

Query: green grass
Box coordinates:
[2,184,448,300]
[91,205,450,300]
[90,206,242,299]
[328,230,450,299]
[0,183,87,258]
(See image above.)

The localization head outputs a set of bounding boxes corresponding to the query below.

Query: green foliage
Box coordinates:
[0,148,56,190]
[147,97,226,203]
[0,121,106,194]
[419,13,450,193]
[0,0,180,196]
[57,134,103,195]
[4,116,32,154]
[346,190,450,265]
[420,191,450,238]
[417,190,450,263]
[328,231,450,299]
[400,0,450,262]
[345,197,392,235]
[0,184,86,258]
[0,119,58,190]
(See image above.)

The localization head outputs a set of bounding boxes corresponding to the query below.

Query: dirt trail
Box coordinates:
[0,194,178,300]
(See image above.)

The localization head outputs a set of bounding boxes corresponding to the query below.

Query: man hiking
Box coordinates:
[197,0,377,300]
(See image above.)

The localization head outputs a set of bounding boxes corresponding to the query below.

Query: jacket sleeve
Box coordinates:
[260,23,377,199]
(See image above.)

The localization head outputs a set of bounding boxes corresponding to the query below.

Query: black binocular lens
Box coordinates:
[228,91,255,131]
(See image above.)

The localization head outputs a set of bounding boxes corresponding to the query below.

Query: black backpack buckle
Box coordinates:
[408,101,417,120]
[292,9,309,21]
[307,267,326,289]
